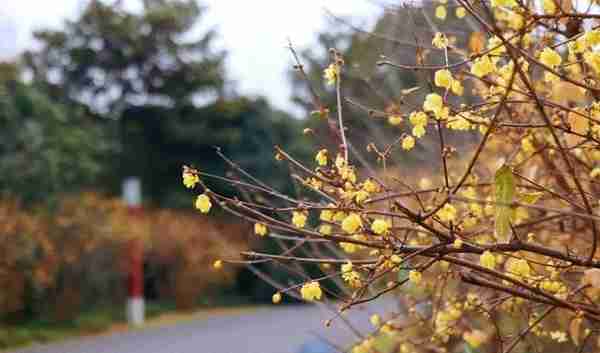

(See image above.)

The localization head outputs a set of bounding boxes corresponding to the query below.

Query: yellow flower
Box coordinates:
[254,223,268,236]
[451,79,464,96]
[409,111,428,127]
[432,32,448,49]
[507,258,531,278]
[354,190,369,204]
[434,69,453,89]
[292,211,308,228]
[319,224,332,236]
[455,6,466,18]
[272,292,282,304]
[363,179,380,193]
[584,51,600,74]
[540,47,561,68]
[342,213,363,234]
[543,0,557,14]
[491,0,516,7]
[471,55,495,77]
[388,115,403,125]
[340,242,358,253]
[453,238,463,248]
[423,93,443,115]
[590,167,600,178]
[408,270,422,285]
[213,260,223,270]
[463,330,486,348]
[371,219,390,235]
[320,207,334,221]
[436,203,457,222]
[447,116,471,130]
[435,5,447,20]
[402,136,415,151]
[370,314,381,327]
[323,63,339,85]
[300,281,322,301]
[195,194,212,213]
[341,262,362,287]
[182,169,199,188]
[315,149,328,166]
[480,250,496,269]
[412,125,426,138]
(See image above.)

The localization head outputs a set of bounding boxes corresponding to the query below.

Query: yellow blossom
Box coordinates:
[388,115,403,125]
[370,314,381,327]
[423,93,443,114]
[435,5,447,20]
[300,281,322,301]
[363,179,380,193]
[315,149,328,166]
[213,259,223,270]
[491,0,516,7]
[409,270,422,285]
[540,47,561,68]
[471,55,495,77]
[340,242,357,253]
[432,32,448,49]
[371,219,390,235]
[550,331,568,343]
[453,238,463,248]
[480,250,496,269]
[341,262,362,287]
[342,213,363,234]
[323,63,339,85]
[447,116,471,130]
[434,69,453,89]
[292,211,308,228]
[319,224,332,236]
[195,194,212,213]
[456,6,466,18]
[591,167,600,178]
[402,136,416,151]
[354,190,369,204]
[451,79,464,96]
[543,0,557,14]
[182,169,199,188]
[584,51,600,74]
[409,111,428,127]
[506,258,531,278]
[254,223,268,236]
[412,125,426,138]
[437,203,457,222]
[463,330,486,348]
[272,292,282,304]
[320,208,334,221]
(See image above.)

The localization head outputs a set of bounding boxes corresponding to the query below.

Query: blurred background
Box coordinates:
[0,0,476,350]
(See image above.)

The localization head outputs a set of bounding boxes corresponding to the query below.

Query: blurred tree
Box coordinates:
[290,6,476,164]
[22,0,310,208]
[120,97,311,208]
[0,63,114,205]
[24,0,225,116]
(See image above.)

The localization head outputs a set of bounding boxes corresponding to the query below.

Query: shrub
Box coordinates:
[185,1,600,352]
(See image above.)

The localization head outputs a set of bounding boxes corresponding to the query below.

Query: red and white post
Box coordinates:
[123,177,145,326]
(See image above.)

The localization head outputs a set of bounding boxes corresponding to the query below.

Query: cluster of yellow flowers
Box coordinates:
[300,281,323,301]
[341,262,362,288]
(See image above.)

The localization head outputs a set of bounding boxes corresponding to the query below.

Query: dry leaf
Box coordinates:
[469,32,486,54]
[583,268,600,288]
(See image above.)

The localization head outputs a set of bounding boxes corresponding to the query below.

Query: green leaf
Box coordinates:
[494,164,515,243]
[518,191,543,205]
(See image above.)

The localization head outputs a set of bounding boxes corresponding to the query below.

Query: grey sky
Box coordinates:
[0,0,382,116]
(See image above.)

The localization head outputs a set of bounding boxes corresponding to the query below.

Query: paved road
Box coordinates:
[12,301,398,353]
